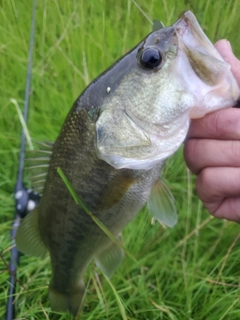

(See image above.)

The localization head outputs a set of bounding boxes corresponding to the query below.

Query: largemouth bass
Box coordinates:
[16,11,239,316]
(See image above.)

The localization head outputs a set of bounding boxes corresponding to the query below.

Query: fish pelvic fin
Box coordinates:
[148,178,178,227]
[49,280,85,316]
[15,207,47,257]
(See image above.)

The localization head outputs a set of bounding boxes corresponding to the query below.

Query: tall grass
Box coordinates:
[1,0,240,319]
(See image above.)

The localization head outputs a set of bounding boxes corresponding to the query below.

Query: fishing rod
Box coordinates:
[5,1,40,319]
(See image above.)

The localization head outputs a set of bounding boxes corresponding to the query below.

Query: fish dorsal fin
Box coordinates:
[27,141,53,195]
[95,237,124,278]
[32,140,54,150]
[148,179,177,228]
[15,207,48,257]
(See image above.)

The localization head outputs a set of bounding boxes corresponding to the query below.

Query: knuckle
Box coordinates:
[196,167,213,201]
[210,110,224,136]
[184,139,200,173]
[204,202,222,218]
[229,140,240,164]
[207,109,240,138]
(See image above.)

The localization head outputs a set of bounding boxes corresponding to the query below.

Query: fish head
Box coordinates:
[95,11,239,170]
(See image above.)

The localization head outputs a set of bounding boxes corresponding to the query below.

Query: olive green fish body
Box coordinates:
[15,11,239,316]
[36,100,162,314]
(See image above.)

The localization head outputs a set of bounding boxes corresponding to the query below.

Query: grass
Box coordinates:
[1,0,240,319]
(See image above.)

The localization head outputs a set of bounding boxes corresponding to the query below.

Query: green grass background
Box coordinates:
[1,0,240,319]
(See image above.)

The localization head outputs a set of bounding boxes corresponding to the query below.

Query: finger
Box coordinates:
[196,167,240,221]
[215,40,240,86]
[196,167,240,204]
[203,197,240,222]
[184,139,240,174]
[186,108,240,139]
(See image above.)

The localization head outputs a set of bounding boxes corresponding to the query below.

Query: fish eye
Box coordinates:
[139,48,162,69]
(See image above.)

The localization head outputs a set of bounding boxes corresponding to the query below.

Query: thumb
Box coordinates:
[215,39,240,87]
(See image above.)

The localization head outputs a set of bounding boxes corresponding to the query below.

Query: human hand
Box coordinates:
[184,40,240,222]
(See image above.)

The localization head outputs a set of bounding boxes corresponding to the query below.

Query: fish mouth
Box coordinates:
[173,10,221,60]
[173,11,239,119]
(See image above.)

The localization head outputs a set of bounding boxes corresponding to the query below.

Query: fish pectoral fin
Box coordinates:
[15,207,47,258]
[148,179,178,228]
[95,237,124,278]
[97,172,135,210]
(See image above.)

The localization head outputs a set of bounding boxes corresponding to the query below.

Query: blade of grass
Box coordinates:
[11,98,34,150]
[57,167,137,263]
[102,272,128,320]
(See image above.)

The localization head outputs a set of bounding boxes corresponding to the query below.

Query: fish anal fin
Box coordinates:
[148,179,178,228]
[95,237,124,278]
[15,207,47,258]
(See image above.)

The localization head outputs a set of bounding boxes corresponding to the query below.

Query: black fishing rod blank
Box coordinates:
[5,1,40,319]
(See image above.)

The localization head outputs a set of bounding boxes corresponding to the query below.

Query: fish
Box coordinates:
[15,11,239,316]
